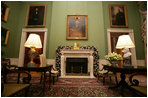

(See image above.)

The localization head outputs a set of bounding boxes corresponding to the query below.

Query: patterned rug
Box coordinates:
[45,78,113,97]
[6,75,147,97]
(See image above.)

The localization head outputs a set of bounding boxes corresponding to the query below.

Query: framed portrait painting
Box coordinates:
[109,4,128,28]
[26,4,47,27]
[1,2,9,22]
[1,27,10,45]
[66,15,88,40]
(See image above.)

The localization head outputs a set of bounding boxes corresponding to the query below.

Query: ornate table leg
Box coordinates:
[43,71,46,95]
[17,73,20,84]
[3,73,7,83]
[108,72,130,96]
[49,70,51,88]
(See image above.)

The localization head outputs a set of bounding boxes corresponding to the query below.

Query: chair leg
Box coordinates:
[40,73,43,84]
[97,74,100,80]
[57,75,58,81]
[109,76,112,82]
[103,76,105,85]
[115,76,118,85]
[53,76,55,85]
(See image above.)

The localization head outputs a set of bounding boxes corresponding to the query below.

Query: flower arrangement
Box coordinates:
[105,52,122,61]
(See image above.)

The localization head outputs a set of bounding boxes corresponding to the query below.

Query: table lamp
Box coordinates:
[24,34,42,67]
[116,35,135,67]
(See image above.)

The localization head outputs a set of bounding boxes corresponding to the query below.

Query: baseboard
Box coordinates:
[46,59,56,65]
[9,58,19,65]
[8,58,145,67]
[137,60,146,67]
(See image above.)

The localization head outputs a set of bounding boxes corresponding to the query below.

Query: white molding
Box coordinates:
[107,28,137,67]
[60,50,94,78]
[9,58,19,65]
[18,28,48,67]
[46,59,56,65]
[137,60,146,67]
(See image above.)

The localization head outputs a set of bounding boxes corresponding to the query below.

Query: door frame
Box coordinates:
[18,28,48,67]
[107,28,137,67]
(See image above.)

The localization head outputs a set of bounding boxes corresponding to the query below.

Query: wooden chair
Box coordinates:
[97,64,118,85]
[2,59,19,83]
[40,54,59,85]
[129,72,147,97]
[1,60,31,97]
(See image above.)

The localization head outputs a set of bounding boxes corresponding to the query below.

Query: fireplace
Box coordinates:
[60,49,94,78]
[66,58,88,74]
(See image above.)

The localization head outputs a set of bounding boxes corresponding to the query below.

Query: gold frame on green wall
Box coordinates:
[109,4,128,28]
[66,15,88,40]
[1,27,10,45]
[25,4,47,27]
[1,2,9,22]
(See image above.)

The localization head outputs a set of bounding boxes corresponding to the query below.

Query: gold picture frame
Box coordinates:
[26,4,47,27]
[1,2,9,22]
[109,4,128,28]
[66,15,88,40]
[1,27,10,45]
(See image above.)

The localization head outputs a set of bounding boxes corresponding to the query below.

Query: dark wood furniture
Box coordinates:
[1,60,31,97]
[103,65,147,96]
[18,65,52,95]
[2,59,19,83]
[129,72,147,96]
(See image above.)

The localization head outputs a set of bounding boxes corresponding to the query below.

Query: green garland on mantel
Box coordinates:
[55,46,99,76]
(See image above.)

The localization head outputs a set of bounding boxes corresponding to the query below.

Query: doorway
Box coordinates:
[18,28,48,67]
[107,28,137,67]
[24,32,44,67]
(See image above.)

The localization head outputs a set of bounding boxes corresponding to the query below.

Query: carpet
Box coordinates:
[6,75,147,97]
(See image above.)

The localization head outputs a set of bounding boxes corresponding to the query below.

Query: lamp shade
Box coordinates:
[116,35,135,49]
[24,34,42,48]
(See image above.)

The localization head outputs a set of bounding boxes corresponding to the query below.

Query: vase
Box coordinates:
[109,61,118,67]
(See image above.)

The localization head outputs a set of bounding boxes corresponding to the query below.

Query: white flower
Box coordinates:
[105,52,122,61]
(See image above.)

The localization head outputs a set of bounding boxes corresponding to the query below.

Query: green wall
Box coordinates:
[1,1,53,58]
[102,1,145,59]
[48,1,106,59]
[2,1,24,58]
[1,1,145,60]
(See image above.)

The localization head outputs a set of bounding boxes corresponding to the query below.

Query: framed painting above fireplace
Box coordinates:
[66,15,88,40]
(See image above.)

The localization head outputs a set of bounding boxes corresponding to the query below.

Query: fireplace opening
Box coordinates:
[66,58,88,75]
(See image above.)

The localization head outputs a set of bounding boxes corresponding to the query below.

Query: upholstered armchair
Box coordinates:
[97,64,118,85]
[40,54,59,85]
[1,59,31,97]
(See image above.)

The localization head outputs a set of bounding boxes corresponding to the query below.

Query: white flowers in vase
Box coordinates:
[105,52,123,66]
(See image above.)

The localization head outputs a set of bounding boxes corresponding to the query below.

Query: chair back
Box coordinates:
[40,54,47,67]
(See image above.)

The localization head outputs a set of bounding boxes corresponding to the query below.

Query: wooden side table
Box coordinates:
[103,65,147,96]
[18,65,53,95]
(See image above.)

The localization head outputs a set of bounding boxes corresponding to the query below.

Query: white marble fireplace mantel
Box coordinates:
[60,49,94,78]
